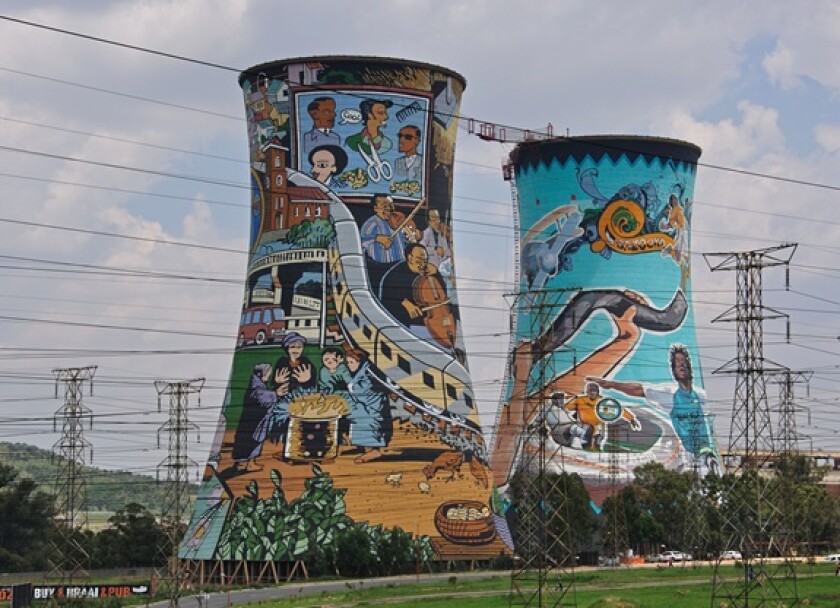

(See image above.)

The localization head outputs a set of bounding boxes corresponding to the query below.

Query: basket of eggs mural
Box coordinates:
[284,393,350,463]
[434,501,496,545]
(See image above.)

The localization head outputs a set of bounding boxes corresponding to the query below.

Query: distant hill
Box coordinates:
[0,442,198,514]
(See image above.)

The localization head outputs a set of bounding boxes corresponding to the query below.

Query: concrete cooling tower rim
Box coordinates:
[239,55,467,89]
[511,135,702,172]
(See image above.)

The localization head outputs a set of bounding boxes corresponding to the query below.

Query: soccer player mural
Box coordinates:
[181,57,502,574]
[491,136,722,507]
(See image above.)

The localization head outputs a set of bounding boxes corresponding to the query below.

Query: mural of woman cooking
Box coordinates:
[230,362,290,474]
[344,349,393,464]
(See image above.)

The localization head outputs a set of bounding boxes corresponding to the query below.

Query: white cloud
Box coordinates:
[765,3,840,92]
[1,0,840,470]
[814,123,840,152]
[763,42,801,90]
[657,100,785,167]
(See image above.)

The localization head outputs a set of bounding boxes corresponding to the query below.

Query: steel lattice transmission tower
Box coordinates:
[508,289,577,608]
[768,369,813,559]
[155,378,204,608]
[705,243,799,608]
[602,427,628,568]
[768,370,811,456]
[680,412,713,563]
[49,366,97,583]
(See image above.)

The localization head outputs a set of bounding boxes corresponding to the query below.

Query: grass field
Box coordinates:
[10,561,839,607]
[86,511,115,532]
[269,563,840,607]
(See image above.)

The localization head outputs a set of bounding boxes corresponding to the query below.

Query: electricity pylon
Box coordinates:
[705,243,799,608]
[155,378,204,608]
[48,366,97,583]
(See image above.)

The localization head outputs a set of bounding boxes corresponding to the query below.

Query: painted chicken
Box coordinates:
[422,451,464,482]
[468,456,488,488]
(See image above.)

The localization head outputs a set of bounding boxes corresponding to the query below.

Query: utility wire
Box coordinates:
[0,144,246,189]
[0,16,242,72]
[0,115,246,163]
[0,217,246,255]
[3,15,840,463]
[3,16,840,195]
[0,64,241,121]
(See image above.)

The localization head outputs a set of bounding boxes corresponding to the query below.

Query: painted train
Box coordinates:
[275,171,490,462]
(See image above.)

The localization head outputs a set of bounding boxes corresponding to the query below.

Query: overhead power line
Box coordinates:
[3,14,840,471]
[0,16,242,72]
[0,65,241,121]
[0,115,246,162]
[0,217,246,255]
[0,144,246,189]
[0,171,245,209]
[3,15,840,195]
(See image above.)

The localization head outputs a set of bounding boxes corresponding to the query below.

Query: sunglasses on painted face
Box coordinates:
[399,133,417,140]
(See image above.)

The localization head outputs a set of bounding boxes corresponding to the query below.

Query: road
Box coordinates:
[146,570,506,608]
[145,560,828,608]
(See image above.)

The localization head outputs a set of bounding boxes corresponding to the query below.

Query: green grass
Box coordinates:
[262,564,840,608]
[13,562,840,607]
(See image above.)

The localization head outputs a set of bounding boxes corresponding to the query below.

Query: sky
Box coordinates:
[1,0,840,481]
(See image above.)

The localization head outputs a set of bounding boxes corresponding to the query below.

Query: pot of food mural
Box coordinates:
[181,56,502,574]
[491,136,721,505]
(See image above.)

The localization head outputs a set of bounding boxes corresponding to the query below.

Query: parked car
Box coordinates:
[823,554,840,562]
[720,550,743,560]
[658,550,693,562]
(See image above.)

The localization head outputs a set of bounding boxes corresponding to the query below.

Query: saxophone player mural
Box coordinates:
[182,57,503,574]
[491,136,722,506]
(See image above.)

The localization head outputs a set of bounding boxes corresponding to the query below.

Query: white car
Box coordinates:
[659,550,692,562]
[823,554,840,562]
[720,551,743,560]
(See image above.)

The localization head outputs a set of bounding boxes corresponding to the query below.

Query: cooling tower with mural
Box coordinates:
[180,56,506,575]
[491,136,721,505]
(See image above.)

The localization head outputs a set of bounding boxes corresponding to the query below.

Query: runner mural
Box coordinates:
[491,136,722,506]
[182,57,504,569]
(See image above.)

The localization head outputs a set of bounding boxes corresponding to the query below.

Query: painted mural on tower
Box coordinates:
[182,57,504,564]
[491,137,722,510]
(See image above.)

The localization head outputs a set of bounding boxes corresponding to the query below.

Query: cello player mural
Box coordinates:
[182,57,504,570]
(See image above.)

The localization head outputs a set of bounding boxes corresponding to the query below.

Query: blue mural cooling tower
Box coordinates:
[181,56,505,578]
[491,136,721,504]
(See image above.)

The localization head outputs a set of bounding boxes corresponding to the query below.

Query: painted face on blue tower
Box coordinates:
[672,351,692,387]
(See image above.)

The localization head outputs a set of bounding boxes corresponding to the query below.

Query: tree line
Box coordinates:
[502,456,840,563]
[0,462,170,572]
[3,456,840,574]
[0,442,194,514]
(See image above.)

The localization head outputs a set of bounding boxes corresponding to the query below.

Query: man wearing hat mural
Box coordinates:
[274,332,316,393]
[266,332,316,460]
